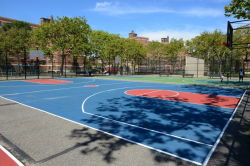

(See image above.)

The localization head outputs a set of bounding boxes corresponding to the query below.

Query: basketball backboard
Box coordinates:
[29,50,45,60]
[227,20,250,50]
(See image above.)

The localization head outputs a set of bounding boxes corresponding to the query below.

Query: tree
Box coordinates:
[2,21,32,32]
[34,16,91,75]
[186,30,230,74]
[103,34,123,74]
[123,38,146,74]
[32,22,54,58]
[225,0,250,19]
[164,39,184,72]
[146,41,165,72]
[0,28,5,67]
[55,17,91,75]
[0,21,32,76]
[90,30,117,73]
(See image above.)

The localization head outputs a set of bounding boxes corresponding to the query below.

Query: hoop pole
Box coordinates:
[5,51,8,80]
[52,54,54,78]
[24,48,27,80]
[64,56,67,78]
[36,57,40,79]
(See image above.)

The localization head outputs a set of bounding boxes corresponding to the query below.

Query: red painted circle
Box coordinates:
[25,79,72,84]
[84,85,98,87]
[125,89,179,98]
[125,89,240,109]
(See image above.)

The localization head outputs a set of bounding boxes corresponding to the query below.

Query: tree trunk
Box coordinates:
[60,54,65,76]
[101,58,104,75]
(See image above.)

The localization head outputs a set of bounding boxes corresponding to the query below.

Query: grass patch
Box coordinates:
[96,75,249,89]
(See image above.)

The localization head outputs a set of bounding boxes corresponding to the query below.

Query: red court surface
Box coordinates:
[25,79,72,84]
[125,89,240,109]
[0,148,21,166]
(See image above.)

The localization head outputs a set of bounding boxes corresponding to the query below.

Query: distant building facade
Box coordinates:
[0,16,85,74]
[128,30,149,45]
[0,16,39,29]
[161,37,169,44]
[128,30,170,45]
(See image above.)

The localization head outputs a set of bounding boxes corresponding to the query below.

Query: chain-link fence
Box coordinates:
[0,51,248,80]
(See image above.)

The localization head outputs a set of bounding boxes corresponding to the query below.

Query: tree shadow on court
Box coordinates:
[89,95,232,145]
[67,85,245,165]
[0,102,18,107]
[69,127,131,163]
[68,122,197,165]
[206,90,250,166]
[76,98,237,164]
[196,80,250,89]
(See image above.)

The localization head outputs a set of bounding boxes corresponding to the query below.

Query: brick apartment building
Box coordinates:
[0,16,84,74]
[128,30,169,45]
[0,16,39,29]
[1,16,177,74]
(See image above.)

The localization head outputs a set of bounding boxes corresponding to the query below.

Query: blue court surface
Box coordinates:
[0,78,245,165]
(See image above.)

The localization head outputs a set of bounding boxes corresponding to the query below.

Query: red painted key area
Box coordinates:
[25,79,72,84]
[125,89,240,109]
[0,149,18,166]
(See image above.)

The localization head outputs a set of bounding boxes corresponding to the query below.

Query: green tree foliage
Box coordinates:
[89,30,112,71]
[146,41,165,71]
[164,39,185,71]
[147,41,165,58]
[53,17,91,75]
[32,22,54,58]
[186,30,230,74]
[0,28,5,66]
[33,16,91,75]
[2,21,32,32]
[0,21,32,68]
[123,38,146,73]
[90,31,146,74]
[225,0,250,19]
[90,30,112,61]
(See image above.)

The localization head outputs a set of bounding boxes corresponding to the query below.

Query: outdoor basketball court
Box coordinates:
[0,77,245,165]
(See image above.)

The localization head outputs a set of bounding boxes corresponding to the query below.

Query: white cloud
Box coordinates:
[140,29,200,41]
[96,2,112,8]
[92,2,223,17]
[183,8,224,17]
[93,2,174,15]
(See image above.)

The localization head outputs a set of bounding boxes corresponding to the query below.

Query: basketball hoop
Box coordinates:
[29,50,44,60]
[219,42,228,47]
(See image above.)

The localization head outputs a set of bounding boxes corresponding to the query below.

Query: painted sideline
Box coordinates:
[0,145,24,166]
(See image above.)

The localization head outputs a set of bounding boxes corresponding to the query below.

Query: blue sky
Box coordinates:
[1,0,234,41]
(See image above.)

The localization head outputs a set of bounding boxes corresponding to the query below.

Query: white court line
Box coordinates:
[0,145,24,166]
[1,82,133,96]
[1,86,85,96]
[44,96,70,100]
[0,95,202,166]
[81,86,213,147]
[202,89,247,166]
[137,90,162,96]
[0,78,96,88]
[127,89,180,98]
